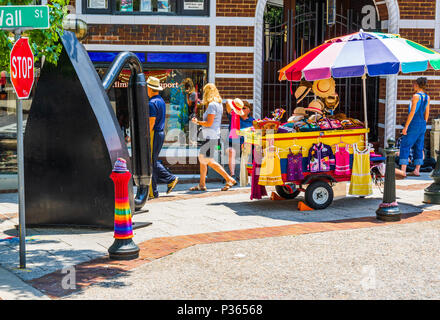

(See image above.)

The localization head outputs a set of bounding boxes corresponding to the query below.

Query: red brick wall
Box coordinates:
[398,28,435,48]
[215,78,253,100]
[215,53,254,74]
[83,25,210,46]
[216,0,258,17]
[398,0,436,19]
[216,26,254,47]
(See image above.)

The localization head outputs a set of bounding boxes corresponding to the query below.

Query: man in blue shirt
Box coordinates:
[147,76,178,198]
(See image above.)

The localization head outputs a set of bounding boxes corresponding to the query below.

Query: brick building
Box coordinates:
[1,0,440,186]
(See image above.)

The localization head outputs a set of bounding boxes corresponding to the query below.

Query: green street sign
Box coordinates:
[0,5,49,29]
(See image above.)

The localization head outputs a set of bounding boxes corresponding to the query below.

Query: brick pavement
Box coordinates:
[28,210,440,299]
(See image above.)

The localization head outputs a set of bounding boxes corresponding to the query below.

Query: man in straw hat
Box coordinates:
[147,76,178,199]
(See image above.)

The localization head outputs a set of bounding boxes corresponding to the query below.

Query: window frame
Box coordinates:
[82,0,209,16]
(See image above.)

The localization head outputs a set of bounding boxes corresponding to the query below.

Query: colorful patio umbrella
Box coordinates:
[278,29,440,141]
[279,30,440,81]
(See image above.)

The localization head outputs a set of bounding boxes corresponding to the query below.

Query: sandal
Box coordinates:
[407,172,420,177]
[221,179,237,191]
[189,185,207,192]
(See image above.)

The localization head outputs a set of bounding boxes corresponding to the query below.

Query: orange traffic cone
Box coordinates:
[298,201,314,211]
[270,191,285,201]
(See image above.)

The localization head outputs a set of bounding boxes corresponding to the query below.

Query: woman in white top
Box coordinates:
[190,83,237,191]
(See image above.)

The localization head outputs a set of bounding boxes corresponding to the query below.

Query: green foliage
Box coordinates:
[264,4,283,27]
[0,0,69,71]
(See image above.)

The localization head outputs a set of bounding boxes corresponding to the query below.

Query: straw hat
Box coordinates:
[312,78,335,98]
[293,107,307,116]
[226,98,245,116]
[294,80,313,104]
[146,76,163,91]
[324,93,340,108]
[305,99,324,114]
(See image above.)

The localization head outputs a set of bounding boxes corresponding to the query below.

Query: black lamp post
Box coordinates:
[424,150,440,204]
[376,138,401,221]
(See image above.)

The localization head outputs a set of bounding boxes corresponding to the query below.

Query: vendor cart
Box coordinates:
[241,128,384,209]
[243,29,440,210]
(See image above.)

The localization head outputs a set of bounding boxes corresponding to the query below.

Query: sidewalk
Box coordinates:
[0,173,438,299]
[0,266,49,300]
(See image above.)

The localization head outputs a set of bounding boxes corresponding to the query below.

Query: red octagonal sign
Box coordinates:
[10,38,34,100]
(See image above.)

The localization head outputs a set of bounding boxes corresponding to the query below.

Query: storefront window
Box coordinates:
[116,0,177,13]
[99,67,207,151]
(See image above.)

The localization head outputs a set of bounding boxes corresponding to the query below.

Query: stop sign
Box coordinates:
[10,38,34,99]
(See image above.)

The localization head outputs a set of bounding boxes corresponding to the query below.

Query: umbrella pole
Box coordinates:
[362,74,369,145]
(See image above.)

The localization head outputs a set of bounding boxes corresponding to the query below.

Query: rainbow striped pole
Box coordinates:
[108,158,139,260]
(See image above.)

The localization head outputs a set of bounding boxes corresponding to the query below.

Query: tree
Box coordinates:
[0,0,69,71]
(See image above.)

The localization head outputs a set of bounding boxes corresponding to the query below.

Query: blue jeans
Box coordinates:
[152,131,176,197]
[399,122,426,166]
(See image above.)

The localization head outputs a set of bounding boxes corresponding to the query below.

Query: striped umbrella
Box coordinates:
[279,29,440,81]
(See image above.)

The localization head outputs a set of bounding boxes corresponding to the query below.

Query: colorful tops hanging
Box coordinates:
[286,148,304,181]
[307,142,335,173]
[334,144,351,176]
[258,146,284,186]
[349,143,372,196]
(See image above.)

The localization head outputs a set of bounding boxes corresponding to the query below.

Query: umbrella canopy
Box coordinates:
[279,30,440,81]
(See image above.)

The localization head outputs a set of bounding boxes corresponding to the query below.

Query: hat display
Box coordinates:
[146,76,163,91]
[294,80,313,104]
[287,114,304,123]
[305,99,324,114]
[227,98,245,116]
[113,157,129,172]
[312,78,336,98]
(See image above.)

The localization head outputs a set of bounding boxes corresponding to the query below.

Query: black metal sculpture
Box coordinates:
[24,31,151,228]
[101,52,152,211]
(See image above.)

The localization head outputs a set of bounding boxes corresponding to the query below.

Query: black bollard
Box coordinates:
[423,150,440,204]
[376,138,401,221]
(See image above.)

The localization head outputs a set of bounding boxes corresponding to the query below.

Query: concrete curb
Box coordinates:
[0,266,50,300]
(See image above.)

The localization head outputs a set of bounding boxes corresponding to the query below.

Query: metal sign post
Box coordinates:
[14,31,26,269]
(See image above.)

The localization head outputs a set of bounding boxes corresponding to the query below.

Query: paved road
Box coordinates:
[67,220,440,300]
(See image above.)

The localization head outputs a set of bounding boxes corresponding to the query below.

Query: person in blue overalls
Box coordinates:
[396,77,430,178]
[147,76,179,198]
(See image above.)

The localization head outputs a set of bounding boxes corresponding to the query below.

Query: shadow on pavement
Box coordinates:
[207,196,423,223]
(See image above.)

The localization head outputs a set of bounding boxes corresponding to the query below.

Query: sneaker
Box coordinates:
[167,177,179,194]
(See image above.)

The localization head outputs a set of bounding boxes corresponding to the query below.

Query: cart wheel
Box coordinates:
[305,181,334,210]
[275,185,300,200]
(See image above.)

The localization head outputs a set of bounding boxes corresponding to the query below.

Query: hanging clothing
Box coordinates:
[258,146,284,186]
[251,146,267,200]
[240,143,252,186]
[334,144,351,176]
[349,144,372,196]
[399,92,429,166]
[307,142,335,173]
[286,148,304,181]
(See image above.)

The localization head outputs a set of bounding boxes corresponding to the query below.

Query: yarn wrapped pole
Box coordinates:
[108,159,139,260]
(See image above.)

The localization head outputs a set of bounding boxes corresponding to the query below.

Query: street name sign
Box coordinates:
[10,37,34,99]
[0,5,49,29]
